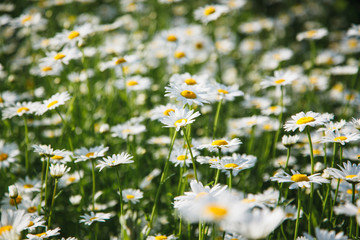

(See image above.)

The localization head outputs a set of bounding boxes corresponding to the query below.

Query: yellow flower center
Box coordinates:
[52,155,64,160]
[224,163,238,168]
[36,232,46,237]
[174,118,187,126]
[211,140,228,146]
[9,195,22,206]
[24,184,34,189]
[209,158,218,163]
[0,97,3,103]
[273,53,281,60]
[348,39,358,49]
[89,217,98,221]
[206,205,228,219]
[306,30,317,38]
[286,213,294,218]
[184,78,197,85]
[86,152,95,158]
[47,100,58,108]
[313,149,321,155]
[68,177,76,182]
[177,155,187,161]
[28,206,37,213]
[333,136,348,141]
[174,51,186,59]
[42,66,53,72]
[28,221,34,227]
[0,153,9,161]
[195,192,208,199]
[263,124,273,130]
[21,15,33,24]
[68,31,80,40]
[54,53,65,60]
[274,79,285,84]
[296,116,315,125]
[291,174,310,182]
[347,189,359,195]
[115,57,126,65]
[155,236,167,240]
[242,198,256,203]
[180,90,197,99]
[345,175,358,179]
[127,80,138,86]
[167,34,177,42]
[195,42,204,49]
[0,225,13,235]
[126,194,135,199]
[326,58,334,65]
[309,76,318,84]
[270,106,278,111]
[218,89,229,94]
[163,108,175,116]
[17,107,29,113]
[204,6,216,16]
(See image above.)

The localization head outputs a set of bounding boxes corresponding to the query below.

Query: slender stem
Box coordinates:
[284,147,291,172]
[116,167,124,216]
[39,158,46,214]
[310,40,316,67]
[91,159,96,211]
[198,222,202,240]
[228,170,232,190]
[306,126,315,235]
[339,144,343,166]
[330,179,341,226]
[272,86,284,159]
[183,128,198,181]
[306,127,315,175]
[294,189,301,240]
[48,178,58,228]
[44,155,51,210]
[23,116,29,174]
[146,130,177,235]
[350,183,356,237]
[12,198,18,210]
[214,149,222,185]
[212,99,223,139]
[331,143,337,168]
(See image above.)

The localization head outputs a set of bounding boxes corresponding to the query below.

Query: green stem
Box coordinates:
[306,127,315,175]
[284,147,291,172]
[23,116,29,174]
[310,40,316,67]
[272,86,284,159]
[306,127,315,235]
[294,189,301,240]
[146,130,177,235]
[228,170,232,190]
[44,155,51,210]
[39,158,46,214]
[183,128,198,181]
[212,99,223,139]
[331,143,337,168]
[48,178,58,228]
[330,179,341,226]
[116,167,124,217]
[91,159,96,211]
[214,149,222,185]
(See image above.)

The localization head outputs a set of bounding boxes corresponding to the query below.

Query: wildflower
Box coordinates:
[32,144,54,156]
[301,227,348,240]
[96,153,134,171]
[25,215,46,231]
[197,138,242,152]
[261,70,298,89]
[169,72,209,88]
[146,234,177,240]
[8,185,18,199]
[210,83,244,102]
[149,103,180,121]
[159,107,200,132]
[194,5,229,24]
[2,102,40,119]
[40,47,81,66]
[74,145,109,163]
[0,142,19,169]
[270,170,329,189]
[296,28,328,41]
[36,92,71,115]
[122,189,143,204]
[111,118,146,140]
[321,130,360,145]
[210,154,256,176]
[25,227,60,239]
[326,161,360,183]
[115,75,152,92]
[0,209,30,238]
[284,111,327,132]
[347,24,360,37]
[165,83,209,106]
[59,171,84,188]
[170,147,194,167]
[317,120,347,132]
[50,164,71,178]
[79,212,112,226]
[140,168,161,189]
[282,135,300,148]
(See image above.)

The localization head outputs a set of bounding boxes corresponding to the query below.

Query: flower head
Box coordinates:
[96,153,134,171]
[284,111,327,132]
[159,107,200,131]
[50,163,71,179]
[270,170,329,189]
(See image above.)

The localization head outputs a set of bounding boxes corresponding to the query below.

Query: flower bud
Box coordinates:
[8,185,18,199]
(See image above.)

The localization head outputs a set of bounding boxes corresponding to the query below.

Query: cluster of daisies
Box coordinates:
[1,0,360,239]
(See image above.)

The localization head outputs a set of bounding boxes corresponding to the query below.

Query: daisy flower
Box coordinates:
[25,215,46,232]
[59,170,84,188]
[347,24,360,37]
[321,130,360,145]
[146,234,177,240]
[159,107,200,132]
[149,103,180,121]
[169,72,209,88]
[39,47,81,66]
[25,227,60,239]
[0,209,30,238]
[210,154,256,176]
[197,138,242,152]
[115,75,152,92]
[0,142,19,169]
[32,144,54,156]
[15,177,41,194]
[317,120,347,132]
[96,153,134,171]
[302,227,348,240]
[194,5,229,24]
[282,135,300,148]
[79,212,112,226]
[2,101,40,119]
[260,70,298,89]
[296,28,328,41]
[122,189,143,204]
[74,145,109,163]
[270,170,329,189]
[36,92,71,115]
[111,118,146,140]
[284,111,327,132]
[326,161,360,183]
[334,200,360,224]
[50,163,71,178]
[196,156,220,165]
[170,147,194,167]
[56,23,94,47]
[164,82,209,106]
[210,83,244,102]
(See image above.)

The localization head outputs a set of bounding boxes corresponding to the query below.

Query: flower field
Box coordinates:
[1,0,360,239]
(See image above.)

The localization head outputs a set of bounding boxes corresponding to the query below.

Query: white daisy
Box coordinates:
[321,130,360,145]
[194,5,229,24]
[36,92,71,115]
[146,234,177,240]
[25,227,60,239]
[122,189,143,204]
[2,101,40,119]
[149,103,180,121]
[284,111,327,132]
[296,28,328,41]
[197,138,242,152]
[164,82,209,106]
[159,107,200,132]
[270,169,329,189]
[210,154,256,176]
[0,209,30,238]
[0,142,19,169]
[302,227,348,240]
[15,177,41,194]
[96,153,134,171]
[170,147,194,167]
[39,47,81,66]
[50,163,71,179]
[282,135,300,148]
[79,212,112,226]
[111,118,146,140]
[326,161,360,183]
[210,83,244,102]
[74,145,109,163]
[261,70,298,89]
